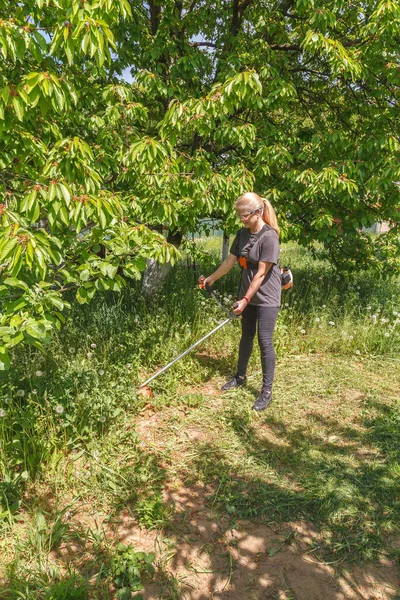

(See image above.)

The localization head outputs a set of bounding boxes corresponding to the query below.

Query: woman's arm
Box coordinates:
[233,261,272,315]
[204,253,237,286]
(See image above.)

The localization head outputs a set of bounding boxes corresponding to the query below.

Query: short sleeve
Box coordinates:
[229,231,240,257]
[259,233,279,264]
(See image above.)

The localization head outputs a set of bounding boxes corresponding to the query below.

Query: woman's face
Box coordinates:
[235,205,262,227]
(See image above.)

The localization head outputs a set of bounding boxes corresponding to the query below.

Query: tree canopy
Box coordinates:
[0,0,399,368]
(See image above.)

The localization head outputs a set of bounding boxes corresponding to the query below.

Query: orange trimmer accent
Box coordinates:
[238,256,248,269]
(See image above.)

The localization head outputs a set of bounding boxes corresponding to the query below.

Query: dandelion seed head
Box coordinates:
[329,321,335,326]
[355,349,360,355]
[16,390,25,397]
[289,315,293,319]
[315,317,320,323]
[98,369,105,376]
[322,304,326,308]
[99,416,106,423]
[90,343,97,349]
[301,329,306,334]
[55,405,64,415]
[385,332,390,337]
[0,408,6,418]
[35,370,43,377]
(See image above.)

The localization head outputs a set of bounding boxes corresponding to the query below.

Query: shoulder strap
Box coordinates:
[241,225,272,258]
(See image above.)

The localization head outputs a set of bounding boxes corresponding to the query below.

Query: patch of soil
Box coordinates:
[114,484,399,600]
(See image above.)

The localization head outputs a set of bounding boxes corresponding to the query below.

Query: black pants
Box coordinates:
[236,305,279,392]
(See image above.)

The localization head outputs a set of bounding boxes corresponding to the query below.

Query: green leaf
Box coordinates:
[5,298,27,314]
[0,347,10,370]
[58,183,70,206]
[26,321,47,340]
[4,277,29,291]
[47,295,64,310]
[12,96,24,121]
[76,286,88,304]
[33,31,48,53]
[0,238,17,261]
[80,269,90,281]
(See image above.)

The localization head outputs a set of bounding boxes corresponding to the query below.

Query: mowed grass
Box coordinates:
[0,238,399,598]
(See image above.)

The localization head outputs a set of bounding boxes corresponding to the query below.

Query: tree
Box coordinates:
[1,0,399,369]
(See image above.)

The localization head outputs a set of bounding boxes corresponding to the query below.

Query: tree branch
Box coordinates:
[148,0,161,36]
[190,41,218,48]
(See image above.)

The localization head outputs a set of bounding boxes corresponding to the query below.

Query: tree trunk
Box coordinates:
[141,229,183,296]
[222,232,229,261]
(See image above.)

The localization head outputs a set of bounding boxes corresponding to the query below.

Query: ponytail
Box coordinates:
[260,197,280,237]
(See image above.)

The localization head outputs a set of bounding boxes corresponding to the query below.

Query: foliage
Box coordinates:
[110,543,155,600]
[1,0,400,365]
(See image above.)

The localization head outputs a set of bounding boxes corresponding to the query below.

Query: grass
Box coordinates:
[0,238,399,598]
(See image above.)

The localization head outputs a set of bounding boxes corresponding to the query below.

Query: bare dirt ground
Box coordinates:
[123,389,400,600]
[107,481,399,600]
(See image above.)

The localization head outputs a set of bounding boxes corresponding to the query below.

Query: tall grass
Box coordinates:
[1,240,399,478]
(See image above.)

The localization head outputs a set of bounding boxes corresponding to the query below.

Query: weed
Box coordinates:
[110,543,155,599]
[136,493,173,530]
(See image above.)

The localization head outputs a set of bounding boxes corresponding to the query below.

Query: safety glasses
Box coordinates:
[236,206,263,220]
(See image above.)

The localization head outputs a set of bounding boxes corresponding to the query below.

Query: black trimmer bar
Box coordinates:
[137,276,239,396]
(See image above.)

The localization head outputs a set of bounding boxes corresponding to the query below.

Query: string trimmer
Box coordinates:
[137,276,239,396]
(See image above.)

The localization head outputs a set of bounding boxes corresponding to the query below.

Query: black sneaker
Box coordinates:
[221,375,246,391]
[252,390,273,412]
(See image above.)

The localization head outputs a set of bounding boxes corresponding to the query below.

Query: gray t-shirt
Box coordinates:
[230,225,281,307]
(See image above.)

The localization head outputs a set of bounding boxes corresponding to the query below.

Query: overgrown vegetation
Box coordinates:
[0,240,399,598]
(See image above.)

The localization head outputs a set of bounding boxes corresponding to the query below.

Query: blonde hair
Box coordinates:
[235,192,280,236]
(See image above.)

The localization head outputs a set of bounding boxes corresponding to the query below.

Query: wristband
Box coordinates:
[243,296,250,303]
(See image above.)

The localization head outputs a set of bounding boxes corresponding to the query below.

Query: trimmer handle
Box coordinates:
[199,275,240,318]
[198,274,212,293]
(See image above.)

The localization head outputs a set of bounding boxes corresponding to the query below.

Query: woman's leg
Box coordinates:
[236,304,258,379]
[257,306,280,392]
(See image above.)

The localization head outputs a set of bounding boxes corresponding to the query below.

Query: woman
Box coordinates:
[203,192,281,411]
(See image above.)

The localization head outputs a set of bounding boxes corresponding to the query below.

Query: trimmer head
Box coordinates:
[136,385,154,398]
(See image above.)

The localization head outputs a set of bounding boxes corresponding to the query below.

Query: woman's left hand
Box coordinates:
[232,299,248,315]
